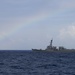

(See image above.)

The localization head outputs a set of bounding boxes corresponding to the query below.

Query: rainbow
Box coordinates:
[0,9,68,41]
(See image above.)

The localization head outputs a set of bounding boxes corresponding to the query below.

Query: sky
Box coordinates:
[0,0,75,50]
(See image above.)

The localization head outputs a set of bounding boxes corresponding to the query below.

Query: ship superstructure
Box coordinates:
[45,39,57,51]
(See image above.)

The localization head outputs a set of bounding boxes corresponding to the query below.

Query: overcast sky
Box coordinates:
[0,0,75,50]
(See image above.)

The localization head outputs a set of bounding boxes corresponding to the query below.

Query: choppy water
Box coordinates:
[0,50,75,75]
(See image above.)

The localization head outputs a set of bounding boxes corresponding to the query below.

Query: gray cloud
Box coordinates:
[0,0,75,49]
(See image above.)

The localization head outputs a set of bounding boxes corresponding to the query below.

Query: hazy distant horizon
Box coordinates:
[0,0,75,50]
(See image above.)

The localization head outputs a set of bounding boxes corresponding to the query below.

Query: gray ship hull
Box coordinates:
[32,49,75,52]
[32,39,75,52]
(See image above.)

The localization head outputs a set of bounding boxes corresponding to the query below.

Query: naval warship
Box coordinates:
[32,39,75,52]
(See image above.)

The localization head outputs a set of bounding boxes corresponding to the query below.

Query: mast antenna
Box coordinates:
[50,38,53,47]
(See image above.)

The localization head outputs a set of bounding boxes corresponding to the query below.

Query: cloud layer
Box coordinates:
[59,23,75,39]
[0,0,75,49]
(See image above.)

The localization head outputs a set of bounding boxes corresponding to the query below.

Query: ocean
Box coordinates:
[0,50,75,75]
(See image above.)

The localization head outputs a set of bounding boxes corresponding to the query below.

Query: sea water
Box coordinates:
[0,50,75,75]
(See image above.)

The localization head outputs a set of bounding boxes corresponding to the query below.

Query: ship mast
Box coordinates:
[50,39,53,48]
